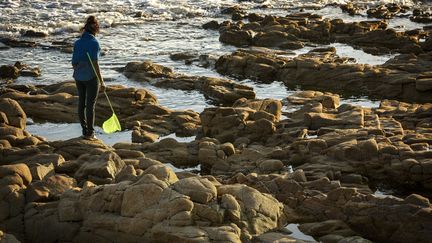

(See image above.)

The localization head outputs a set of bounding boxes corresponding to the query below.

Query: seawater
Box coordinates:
[0,0,427,142]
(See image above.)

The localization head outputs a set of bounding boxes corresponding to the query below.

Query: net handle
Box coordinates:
[86,52,115,114]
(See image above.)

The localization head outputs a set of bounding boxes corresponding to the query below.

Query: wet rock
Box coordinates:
[340,3,362,16]
[19,67,41,77]
[221,6,245,15]
[202,20,220,30]
[0,37,36,48]
[122,61,255,106]
[0,65,19,79]
[216,49,432,103]
[219,30,254,47]
[216,13,420,55]
[169,52,197,61]
[123,61,174,80]
[411,8,432,23]
[22,30,48,38]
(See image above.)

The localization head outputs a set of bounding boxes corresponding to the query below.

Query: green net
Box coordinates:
[102,113,121,134]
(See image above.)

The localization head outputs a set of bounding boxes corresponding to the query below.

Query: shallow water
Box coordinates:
[286,224,316,242]
[26,121,132,146]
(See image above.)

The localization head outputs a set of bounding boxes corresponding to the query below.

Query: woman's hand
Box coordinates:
[100,82,106,92]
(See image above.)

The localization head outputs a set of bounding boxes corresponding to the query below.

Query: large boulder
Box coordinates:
[0,164,32,241]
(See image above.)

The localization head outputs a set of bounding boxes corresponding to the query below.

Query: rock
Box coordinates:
[0,65,19,79]
[202,20,220,30]
[169,52,197,61]
[405,194,430,207]
[22,30,48,38]
[200,106,276,143]
[29,163,54,181]
[0,230,21,243]
[0,38,36,48]
[217,12,419,55]
[219,30,254,47]
[123,61,174,80]
[218,184,286,235]
[173,177,217,204]
[74,151,126,184]
[0,163,32,186]
[299,220,356,238]
[0,98,26,129]
[19,67,41,77]
[304,108,364,130]
[115,165,138,182]
[217,47,432,103]
[26,174,77,202]
[122,61,255,106]
[0,164,32,240]
[36,173,283,242]
[416,78,432,91]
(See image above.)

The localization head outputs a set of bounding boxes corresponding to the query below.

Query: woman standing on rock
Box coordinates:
[72,16,106,140]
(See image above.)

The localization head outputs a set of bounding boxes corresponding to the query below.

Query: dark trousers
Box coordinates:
[75,78,99,135]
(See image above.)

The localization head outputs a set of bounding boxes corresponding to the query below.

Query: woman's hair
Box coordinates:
[82,16,100,35]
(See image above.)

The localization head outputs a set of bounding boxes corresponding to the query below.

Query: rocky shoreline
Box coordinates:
[1,2,432,243]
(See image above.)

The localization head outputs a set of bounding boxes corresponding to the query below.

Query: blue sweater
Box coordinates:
[72,31,101,81]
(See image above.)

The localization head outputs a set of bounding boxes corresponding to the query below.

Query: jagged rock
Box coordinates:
[200,104,278,144]
[29,163,54,181]
[173,177,217,204]
[216,49,432,103]
[114,138,200,168]
[74,151,126,184]
[26,174,77,202]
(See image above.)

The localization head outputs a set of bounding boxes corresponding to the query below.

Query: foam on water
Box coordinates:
[1,0,427,115]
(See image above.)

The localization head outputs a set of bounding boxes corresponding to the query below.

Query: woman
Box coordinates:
[72,16,105,140]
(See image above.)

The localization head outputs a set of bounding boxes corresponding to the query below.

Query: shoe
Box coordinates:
[82,133,97,141]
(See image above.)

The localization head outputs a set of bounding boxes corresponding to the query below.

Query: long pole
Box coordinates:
[86,52,115,114]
